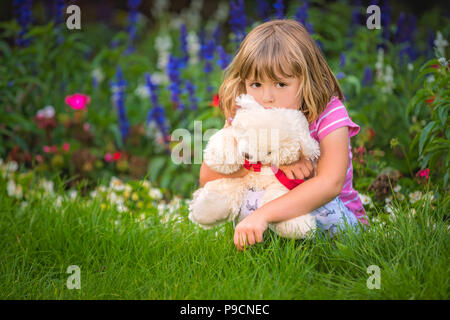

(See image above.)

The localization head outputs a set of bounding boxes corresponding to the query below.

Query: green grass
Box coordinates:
[0,184,448,299]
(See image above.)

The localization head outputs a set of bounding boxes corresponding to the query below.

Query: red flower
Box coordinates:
[51,145,58,153]
[426,96,435,104]
[368,128,376,141]
[65,93,91,110]
[211,94,219,107]
[113,152,121,161]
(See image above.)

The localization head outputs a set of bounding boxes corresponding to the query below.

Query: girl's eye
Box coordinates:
[249,82,287,88]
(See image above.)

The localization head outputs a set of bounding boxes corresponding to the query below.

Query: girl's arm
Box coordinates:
[199,161,248,187]
[233,126,350,250]
[261,126,349,223]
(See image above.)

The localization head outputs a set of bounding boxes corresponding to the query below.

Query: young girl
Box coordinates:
[199,19,369,251]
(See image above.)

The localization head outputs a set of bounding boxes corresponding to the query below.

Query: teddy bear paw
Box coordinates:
[188,189,234,228]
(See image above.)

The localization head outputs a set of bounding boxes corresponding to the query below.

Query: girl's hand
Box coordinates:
[233,209,268,251]
[278,158,314,180]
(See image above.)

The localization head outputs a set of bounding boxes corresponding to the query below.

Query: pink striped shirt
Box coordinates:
[309,96,369,226]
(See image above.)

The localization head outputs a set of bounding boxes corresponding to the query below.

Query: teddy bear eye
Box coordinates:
[267,151,272,155]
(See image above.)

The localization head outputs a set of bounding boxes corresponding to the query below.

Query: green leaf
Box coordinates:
[419,121,436,155]
[148,156,167,183]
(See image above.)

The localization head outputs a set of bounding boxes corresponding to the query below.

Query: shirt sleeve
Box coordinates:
[315,100,360,142]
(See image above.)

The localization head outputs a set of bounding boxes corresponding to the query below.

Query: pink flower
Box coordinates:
[416,168,430,183]
[65,93,91,110]
[51,145,58,153]
[43,145,51,153]
[83,123,90,131]
[62,143,70,152]
[104,153,113,163]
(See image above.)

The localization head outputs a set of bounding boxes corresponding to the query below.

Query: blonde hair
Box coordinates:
[218,19,344,124]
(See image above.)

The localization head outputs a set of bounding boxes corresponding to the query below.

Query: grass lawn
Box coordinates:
[0,185,448,299]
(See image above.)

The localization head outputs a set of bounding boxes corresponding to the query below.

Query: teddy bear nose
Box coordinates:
[243,152,250,159]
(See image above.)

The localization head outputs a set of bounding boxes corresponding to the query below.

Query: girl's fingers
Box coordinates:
[240,233,247,249]
[255,231,263,243]
[247,232,256,246]
[234,231,240,250]
[307,161,314,172]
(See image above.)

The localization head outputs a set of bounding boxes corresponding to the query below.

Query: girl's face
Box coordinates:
[244,75,302,110]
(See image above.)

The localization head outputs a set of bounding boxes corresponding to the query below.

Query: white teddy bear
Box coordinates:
[188,94,321,239]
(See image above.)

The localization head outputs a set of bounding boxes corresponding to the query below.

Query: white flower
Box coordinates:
[151,0,170,19]
[155,34,172,52]
[395,193,405,201]
[187,32,201,65]
[409,191,422,204]
[20,201,28,209]
[124,184,132,194]
[55,196,63,208]
[375,48,384,80]
[15,185,23,198]
[407,63,414,71]
[7,180,16,197]
[359,193,372,206]
[116,202,128,212]
[381,65,395,94]
[426,75,435,83]
[438,57,448,67]
[41,179,54,194]
[89,190,98,198]
[91,68,104,83]
[5,161,18,173]
[157,202,167,215]
[423,192,435,202]
[135,84,150,99]
[110,177,124,192]
[385,195,393,204]
[151,72,169,85]
[433,31,448,57]
[141,180,151,189]
[393,185,402,193]
[37,106,55,119]
[149,188,163,200]
[408,208,417,218]
[384,204,394,214]
[68,190,77,200]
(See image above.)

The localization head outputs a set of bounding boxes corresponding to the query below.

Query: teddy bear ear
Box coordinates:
[235,94,263,110]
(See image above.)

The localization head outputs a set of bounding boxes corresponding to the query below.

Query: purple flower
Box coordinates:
[185,80,199,111]
[13,0,33,47]
[111,67,130,141]
[217,45,231,70]
[145,73,170,143]
[351,0,363,26]
[229,0,248,44]
[125,0,142,54]
[339,53,346,68]
[179,24,189,68]
[362,66,373,86]
[201,39,216,73]
[395,13,418,64]
[166,54,185,110]
[294,1,314,34]
[336,72,345,80]
[273,0,285,20]
[256,0,271,21]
